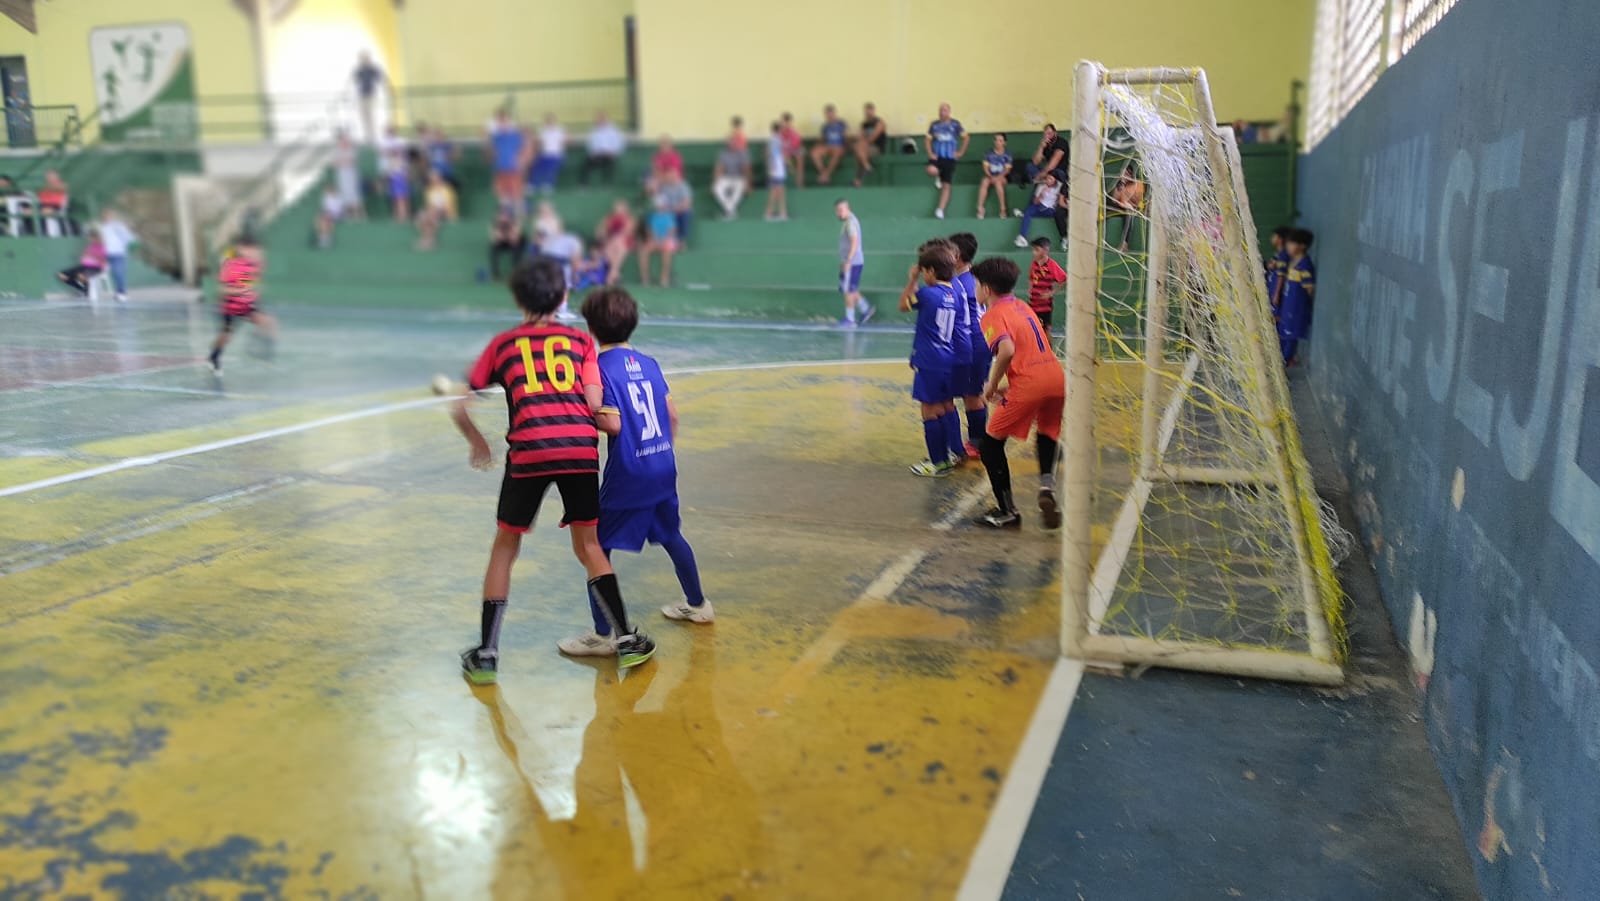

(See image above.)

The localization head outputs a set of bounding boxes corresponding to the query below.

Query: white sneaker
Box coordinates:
[1013,209,1024,218]
[934,208,945,220]
[115,293,129,302]
[1014,235,1029,248]
[558,632,618,657]
[1061,238,1070,251]
[661,600,715,623]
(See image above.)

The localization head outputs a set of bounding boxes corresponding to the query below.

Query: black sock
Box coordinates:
[980,434,1014,513]
[1037,434,1059,483]
[586,574,632,636]
[480,598,507,652]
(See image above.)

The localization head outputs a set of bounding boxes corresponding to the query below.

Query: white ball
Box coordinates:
[431,374,454,396]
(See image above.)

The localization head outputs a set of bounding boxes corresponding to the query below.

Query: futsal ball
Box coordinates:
[431,374,454,395]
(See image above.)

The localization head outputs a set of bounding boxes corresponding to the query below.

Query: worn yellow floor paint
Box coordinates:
[0,362,1063,900]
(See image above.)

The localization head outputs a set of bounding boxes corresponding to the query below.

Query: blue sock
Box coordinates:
[966,408,988,444]
[661,532,705,605]
[923,418,945,464]
[944,410,965,460]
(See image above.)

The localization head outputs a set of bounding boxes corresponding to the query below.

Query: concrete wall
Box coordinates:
[1297,0,1599,897]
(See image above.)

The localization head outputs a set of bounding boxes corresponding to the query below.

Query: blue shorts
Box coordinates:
[911,367,953,403]
[599,497,682,553]
[965,347,993,396]
[840,263,864,294]
[949,362,974,399]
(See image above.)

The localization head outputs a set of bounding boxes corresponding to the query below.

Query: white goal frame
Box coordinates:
[1059,61,1344,686]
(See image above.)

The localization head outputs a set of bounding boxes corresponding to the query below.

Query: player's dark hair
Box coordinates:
[1043,123,1057,132]
[732,115,743,127]
[917,240,957,281]
[581,286,640,344]
[947,232,978,264]
[509,257,566,316]
[1272,225,1293,240]
[995,132,1007,142]
[971,257,1021,295]
[1030,236,1052,249]
[1290,228,1315,247]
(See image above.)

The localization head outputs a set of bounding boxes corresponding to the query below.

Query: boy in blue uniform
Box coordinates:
[949,232,989,460]
[899,240,963,476]
[1277,228,1316,365]
[925,103,969,220]
[580,287,713,625]
[1265,225,1291,310]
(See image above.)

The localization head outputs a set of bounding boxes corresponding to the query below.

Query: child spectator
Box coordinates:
[488,208,525,280]
[639,198,677,286]
[316,182,344,249]
[1013,170,1064,247]
[596,199,635,286]
[976,133,1013,219]
[809,104,849,185]
[415,170,459,251]
[898,240,963,477]
[380,125,411,222]
[655,169,692,247]
[486,108,526,210]
[764,121,789,222]
[1027,236,1067,330]
[572,241,609,290]
[580,287,714,624]
[98,207,136,302]
[925,103,968,220]
[426,125,460,192]
[57,228,106,295]
[451,258,656,681]
[729,115,748,153]
[529,113,566,195]
[652,135,684,183]
[779,113,805,189]
[1277,228,1316,365]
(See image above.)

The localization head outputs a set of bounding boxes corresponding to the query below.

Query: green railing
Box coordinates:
[2,103,80,151]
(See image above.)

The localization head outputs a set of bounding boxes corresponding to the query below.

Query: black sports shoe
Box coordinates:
[461,646,498,685]
[1038,488,1062,530]
[977,508,1022,529]
[614,631,657,669]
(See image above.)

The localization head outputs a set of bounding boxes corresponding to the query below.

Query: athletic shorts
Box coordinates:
[929,158,957,184]
[962,348,992,396]
[496,470,600,532]
[1032,305,1054,331]
[950,362,974,399]
[911,367,953,403]
[987,388,1065,442]
[839,263,864,294]
[219,302,259,331]
[599,497,682,554]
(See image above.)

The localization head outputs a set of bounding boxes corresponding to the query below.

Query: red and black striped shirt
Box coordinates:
[467,323,602,476]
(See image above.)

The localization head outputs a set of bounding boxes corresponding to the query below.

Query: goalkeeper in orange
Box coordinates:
[970,256,1065,530]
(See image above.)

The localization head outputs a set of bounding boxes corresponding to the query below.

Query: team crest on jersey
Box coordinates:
[624,355,643,375]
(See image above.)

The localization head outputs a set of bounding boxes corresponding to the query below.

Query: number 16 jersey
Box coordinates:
[467,322,602,477]
[596,346,678,510]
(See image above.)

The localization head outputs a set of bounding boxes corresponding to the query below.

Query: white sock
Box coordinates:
[857,298,871,313]
[845,308,857,322]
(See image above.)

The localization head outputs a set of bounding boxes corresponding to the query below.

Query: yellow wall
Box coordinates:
[635,0,1312,139]
[0,0,261,141]
[396,0,632,86]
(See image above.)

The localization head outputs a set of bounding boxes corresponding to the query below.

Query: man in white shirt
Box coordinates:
[97,208,137,301]
[580,111,626,185]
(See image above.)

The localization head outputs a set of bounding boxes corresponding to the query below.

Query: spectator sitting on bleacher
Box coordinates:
[926,103,968,220]
[38,170,71,234]
[486,108,526,210]
[316,182,344,249]
[530,113,566,195]
[488,208,525,280]
[730,116,748,153]
[652,135,684,184]
[639,197,677,287]
[57,228,105,295]
[426,125,460,192]
[581,112,625,185]
[1020,124,1070,189]
[779,113,805,189]
[333,131,364,221]
[655,168,693,248]
[852,102,888,187]
[415,170,459,251]
[713,137,751,220]
[596,199,635,287]
[809,104,849,185]
[573,240,609,290]
[534,223,584,300]
[1013,170,1065,248]
[380,125,412,222]
[976,133,1013,219]
[1107,164,1145,252]
[1231,119,1257,145]
[531,199,563,244]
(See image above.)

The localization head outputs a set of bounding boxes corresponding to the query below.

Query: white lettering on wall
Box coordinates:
[1452,132,1523,448]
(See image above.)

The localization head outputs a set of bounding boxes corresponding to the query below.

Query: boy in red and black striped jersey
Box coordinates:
[452,258,656,684]
[207,237,278,378]
[1027,236,1067,330]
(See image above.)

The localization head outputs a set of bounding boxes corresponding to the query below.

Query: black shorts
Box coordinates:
[496,470,601,532]
[219,305,260,332]
[1033,306,1054,330]
[928,158,957,183]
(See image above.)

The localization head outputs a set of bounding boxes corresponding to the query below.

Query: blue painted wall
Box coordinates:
[1298,0,1599,897]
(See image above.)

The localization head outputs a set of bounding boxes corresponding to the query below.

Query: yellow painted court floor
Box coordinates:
[0,303,1065,899]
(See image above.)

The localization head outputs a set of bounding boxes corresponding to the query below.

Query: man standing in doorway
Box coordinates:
[352,51,390,145]
[835,199,874,327]
[926,102,968,220]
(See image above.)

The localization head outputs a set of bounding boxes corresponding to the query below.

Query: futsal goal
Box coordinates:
[1059,62,1350,685]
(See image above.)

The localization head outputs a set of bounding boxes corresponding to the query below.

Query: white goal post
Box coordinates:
[1059,62,1348,686]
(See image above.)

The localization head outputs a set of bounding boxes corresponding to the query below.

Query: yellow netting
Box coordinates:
[1074,72,1350,670]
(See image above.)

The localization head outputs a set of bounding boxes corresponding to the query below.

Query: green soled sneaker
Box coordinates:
[910,459,956,478]
[615,631,657,670]
[460,646,498,685]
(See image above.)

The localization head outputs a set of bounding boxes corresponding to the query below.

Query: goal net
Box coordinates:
[1059,62,1351,685]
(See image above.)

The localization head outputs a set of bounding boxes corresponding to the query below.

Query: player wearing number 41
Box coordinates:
[579,286,713,632]
[452,258,656,686]
[971,256,1066,529]
[899,240,965,477]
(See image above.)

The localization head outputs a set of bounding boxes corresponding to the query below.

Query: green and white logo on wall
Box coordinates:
[90,23,197,143]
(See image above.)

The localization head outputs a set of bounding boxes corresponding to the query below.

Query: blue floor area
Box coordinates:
[1001,374,1481,901]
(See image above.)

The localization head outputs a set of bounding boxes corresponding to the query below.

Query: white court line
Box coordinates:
[0,301,92,314]
[934,478,997,532]
[0,357,907,499]
[956,657,1086,901]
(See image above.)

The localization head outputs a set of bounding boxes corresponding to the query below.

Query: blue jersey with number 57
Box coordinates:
[910,283,960,372]
[597,346,678,510]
